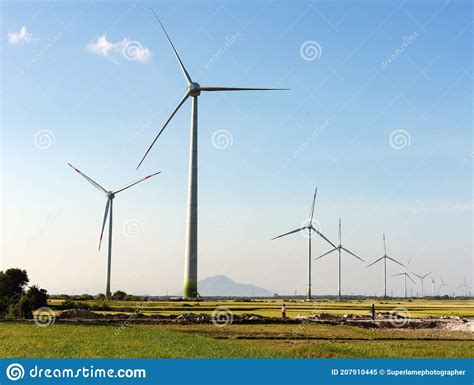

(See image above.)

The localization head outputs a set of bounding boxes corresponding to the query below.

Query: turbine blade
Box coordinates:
[341,246,365,262]
[314,247,337,261]
[366,256,384,268]
[309,187,317,223]
[67,163,107,193]
[423,272,432,279]
[386,256,405,267]
[310,226,337,249]
[338,218,342,245]
[98,199,110,251]
[391,272,405,277]
[137,93,189,169]
[114,172,161,194]
[201,87,290,92]
[407,274,416,285]
[150,9,192,84]
[271,227,306,241]
[412,272,422,279]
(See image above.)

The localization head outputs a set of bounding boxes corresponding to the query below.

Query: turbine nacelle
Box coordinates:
[188,82,201,96]
[107,192,115,199]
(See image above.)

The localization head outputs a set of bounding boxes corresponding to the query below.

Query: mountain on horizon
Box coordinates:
[179,275,273,297]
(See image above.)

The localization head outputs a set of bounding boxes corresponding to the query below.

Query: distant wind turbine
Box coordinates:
[392,263,416,299]
[412,271,431,297]
[366,234,405,297]
[271,188,337,300]
[68,163,160,298]
[137,9,288,298]
[430,275,436,296]
[439,276,448,296]
[457,277,471,297]
[314,218,364,300]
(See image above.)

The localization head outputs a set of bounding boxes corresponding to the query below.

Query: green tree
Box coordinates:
[0,269,29,298]
[26,285,48,310]
[0,269,29,315]
[112,290,127,301]
[0,269,48,319]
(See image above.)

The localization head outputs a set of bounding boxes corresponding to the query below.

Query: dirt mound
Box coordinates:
[343,313,368,319]
[175,313,211,322]
[238,313,264,321]
[442,319,473,332]
[57,309,102,320]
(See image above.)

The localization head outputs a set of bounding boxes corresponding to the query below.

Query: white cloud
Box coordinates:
[86,35,151,63]
[8,26,37,45]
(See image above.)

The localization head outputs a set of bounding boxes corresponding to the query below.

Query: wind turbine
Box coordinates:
[68,163,160,298]
[392,261,416,299]
[457,277,471,297]
[439,276,448,296]
[412,271,431,297]
[137,9,288,299]
[366,234,405,297]
[430,275,436,296]
[271,188,337,300]
[314,218,364,300]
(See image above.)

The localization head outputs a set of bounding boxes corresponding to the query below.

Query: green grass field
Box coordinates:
[1,322,472,358]
[3,299,472,358]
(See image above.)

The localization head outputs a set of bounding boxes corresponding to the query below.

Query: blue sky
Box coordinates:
[1,0,472,297]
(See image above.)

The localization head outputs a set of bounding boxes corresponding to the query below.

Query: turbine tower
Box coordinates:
[271,188,336,300]
[366,234,404,298]
[392,264,416,299]
[68,163,160,298]
[439,276,448,296]
[457,277,471,297]
[314,218,364,300]
[430,275,436,296]
[137,9,288,298]
[412,271,431,297]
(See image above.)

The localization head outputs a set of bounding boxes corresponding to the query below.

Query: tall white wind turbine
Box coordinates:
[271,188,337,300]
[366,234,405,297]
[137,9,288,298]
[412,271,431,297]
[68,163,160,298]
[314,218,364,300]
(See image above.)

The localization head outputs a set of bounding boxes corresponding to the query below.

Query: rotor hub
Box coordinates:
[107,192,115,199]
[188,82,201,96]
